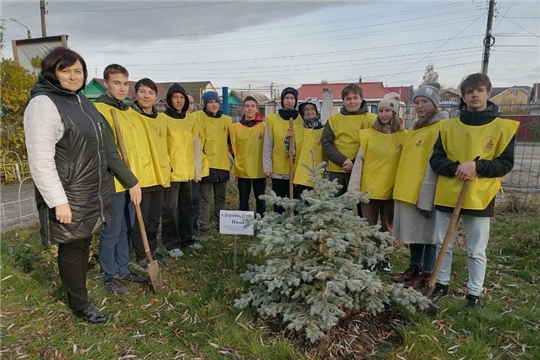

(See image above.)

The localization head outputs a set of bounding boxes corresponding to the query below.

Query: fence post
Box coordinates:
[321,88,333,125]
[222,86,229,116]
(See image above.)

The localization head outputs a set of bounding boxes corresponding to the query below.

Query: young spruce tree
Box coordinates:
[235,159,431,342]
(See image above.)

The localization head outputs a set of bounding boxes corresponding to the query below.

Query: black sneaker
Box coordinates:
[104,277,129,294]
[74,304,107,324]
[133,258,149,273]
[431,283,449,300]
[119,272,148,283]
[152,252,170,265]
[465,294,483,309]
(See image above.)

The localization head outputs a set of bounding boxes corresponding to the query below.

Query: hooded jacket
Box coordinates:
[430,101,516,216]
[164,84,189,119]
[26,76,113,245]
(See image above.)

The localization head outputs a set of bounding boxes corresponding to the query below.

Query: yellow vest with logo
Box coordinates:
[266,113,302,175]
[327,112,376,172]
[435,118,519,210]
[166,113,197,182]
[194,111,209,177]
[229,122,266,179]
[138,112,170,187]
[393,122,441,204]
[94,103,156,191]
[293,128,324,187]
[358,128,405,199]
[198,112,232,171]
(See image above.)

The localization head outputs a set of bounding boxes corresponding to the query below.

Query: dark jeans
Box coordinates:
[238,178,266,217]
[99,191,134,281]
[328,171,362,217]
[410,243,436,273]
[132,187,164,261]
[199,181,227,233]
[192,180,200,235]
[162,182,195,250]
[271,178,290,214]
[294,184,313,199]
[58,236,92,312]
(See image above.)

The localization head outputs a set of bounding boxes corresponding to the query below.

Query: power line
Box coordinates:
[496,11,540,38]
[48,1,243,13]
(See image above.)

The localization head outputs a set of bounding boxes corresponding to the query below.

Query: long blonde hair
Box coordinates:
[413,108,439,130]
[371,113,403,134]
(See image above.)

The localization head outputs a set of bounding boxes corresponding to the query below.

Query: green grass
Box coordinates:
[1,191,539,359]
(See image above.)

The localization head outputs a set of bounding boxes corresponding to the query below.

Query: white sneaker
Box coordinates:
[167,248,184,259]
[188,243,203,250]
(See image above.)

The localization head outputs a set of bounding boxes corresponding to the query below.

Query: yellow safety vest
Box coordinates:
[358,128,406,200]
[393,122,441,204]
[229,122,266,179]
[326,112,377,172]
[198,111,232,171]
[94,103,158,190]
[293,128,324,187]
[138,112,170,187]
[166,113,197,182]
[193,111,209,177]
[266,113,302,175]
[435,117,519,210]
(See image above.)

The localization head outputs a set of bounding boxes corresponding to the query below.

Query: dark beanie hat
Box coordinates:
[202,91,220,107]
[281,87,298,109]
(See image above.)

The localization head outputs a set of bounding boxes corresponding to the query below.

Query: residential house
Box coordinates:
[490,85,531,114]
[528,83,540,115]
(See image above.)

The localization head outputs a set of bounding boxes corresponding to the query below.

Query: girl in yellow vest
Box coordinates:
[229,96,266,216]
[348,93,405,272]
[161,84,203,258]
[130,78,172,270]
[429,74,519,308]
[322,84,377,216]
[197,92,233,241]
[390,83,449,288]
[263,87,302,213]
[285,98,325,198]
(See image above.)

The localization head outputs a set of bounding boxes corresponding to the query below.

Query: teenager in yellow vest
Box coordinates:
[390,83,449,289]
[129,78,172,270]
[429,74,519,308]
[198,92,233,240]
[229,96,267,216]
[161,84,202,258]
[191,97,206,238]
[285,98,325,198]
[322,84,377,216]
[94,65,150,294]
[263,87,302,213]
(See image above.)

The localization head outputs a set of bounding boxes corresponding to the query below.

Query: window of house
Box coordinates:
[510,91,518,97]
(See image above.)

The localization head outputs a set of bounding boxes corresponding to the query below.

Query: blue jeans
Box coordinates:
[409,243,436,273]
[434,210,491,296]
[99,192,134,281]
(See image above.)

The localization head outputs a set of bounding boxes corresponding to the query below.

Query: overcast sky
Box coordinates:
[1,0,539,95]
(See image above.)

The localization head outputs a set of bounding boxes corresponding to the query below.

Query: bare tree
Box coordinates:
[321,79,329,85]
[421,63,439,85]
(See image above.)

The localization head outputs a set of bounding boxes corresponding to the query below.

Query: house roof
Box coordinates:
[490,87,507,98]
[229,90,270,104]
[297,81,392,102]
[490,85,532,100]
[440,89,461,97]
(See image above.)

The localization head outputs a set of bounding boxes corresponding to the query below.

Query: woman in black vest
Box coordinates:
[23,47,113,323]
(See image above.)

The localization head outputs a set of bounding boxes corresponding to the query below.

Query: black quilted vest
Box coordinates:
[30,77,113,245]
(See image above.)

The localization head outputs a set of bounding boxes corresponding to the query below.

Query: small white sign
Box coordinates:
[219,210,255,235]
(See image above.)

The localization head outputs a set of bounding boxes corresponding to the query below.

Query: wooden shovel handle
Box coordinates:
[288,117,294,200]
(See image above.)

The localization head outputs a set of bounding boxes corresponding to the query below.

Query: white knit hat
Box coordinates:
[378,92,400,114]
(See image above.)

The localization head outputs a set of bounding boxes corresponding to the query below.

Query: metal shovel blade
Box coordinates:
[147,259,164,292]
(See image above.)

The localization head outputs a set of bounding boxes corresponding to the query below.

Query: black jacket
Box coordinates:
[430,101,516,217]
[94,95,139,192]
[164,83,189,119]
[30,77,113,244]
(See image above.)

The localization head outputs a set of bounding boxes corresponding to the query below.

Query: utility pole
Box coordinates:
[481,0,496,75]
[40,0,47,37]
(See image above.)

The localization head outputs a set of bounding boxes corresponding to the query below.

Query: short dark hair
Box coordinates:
[242,95,258,106]
[460,73,492,96]
[103,64,129,80]
[135,78,158,93]
[341,84,363,100]
[41,47,88,91]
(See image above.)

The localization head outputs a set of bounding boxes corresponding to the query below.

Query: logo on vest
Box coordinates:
[157,128,163,138]
[482,136,496,151]
[414,136,425,147]
[395,141,403,150]
[258,133,263,140]
[222,125,227,132]
[359,124,366,129]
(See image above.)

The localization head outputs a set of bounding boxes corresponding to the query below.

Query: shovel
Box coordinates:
[288,117,295,216]
[426,179,470,299]
[110,109,164,292]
